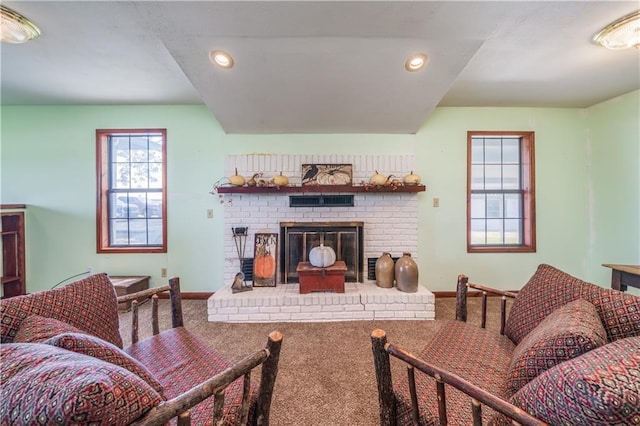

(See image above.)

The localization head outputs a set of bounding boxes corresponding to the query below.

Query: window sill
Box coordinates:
[467,246,536,254]
[97,246,167,254]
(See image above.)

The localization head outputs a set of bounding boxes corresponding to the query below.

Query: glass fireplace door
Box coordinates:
[281,222,363,283]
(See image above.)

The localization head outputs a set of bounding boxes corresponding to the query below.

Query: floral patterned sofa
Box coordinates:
[0,273,283,425]
[371,264,640,425]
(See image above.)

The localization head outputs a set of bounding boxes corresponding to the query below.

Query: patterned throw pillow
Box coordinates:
[504,299,607,397]
[504,264,585,344]
[13,315,85,343]
[0,272,123,348]
[508,336,640,425]
[44,332,164,396]
[581,281,640,342]
[0,343,162,426]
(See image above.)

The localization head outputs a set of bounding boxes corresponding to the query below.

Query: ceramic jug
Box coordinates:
[395,252,418,293]
[375,252,395,288]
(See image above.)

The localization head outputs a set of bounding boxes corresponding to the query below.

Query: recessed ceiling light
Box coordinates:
[405,54,429,72]
[209,50,234,69]
[1,5,41,44]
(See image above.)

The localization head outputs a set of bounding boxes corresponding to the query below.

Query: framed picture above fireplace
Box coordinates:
[253,233,278,286]
[301,164,353,186]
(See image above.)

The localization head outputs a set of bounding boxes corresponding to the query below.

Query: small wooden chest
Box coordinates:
[110,275,150,311]
[296,261,347,294]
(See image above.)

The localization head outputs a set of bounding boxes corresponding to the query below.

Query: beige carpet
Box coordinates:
[119,297,509,426]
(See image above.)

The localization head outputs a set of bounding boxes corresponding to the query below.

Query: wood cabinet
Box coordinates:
[297,261,347,294]
[1,206,26,298]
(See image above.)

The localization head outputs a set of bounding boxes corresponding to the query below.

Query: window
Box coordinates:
[467,131,535,253]
[96,129,167,253]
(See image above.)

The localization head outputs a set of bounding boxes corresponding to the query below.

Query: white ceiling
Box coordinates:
[2,1,639,134]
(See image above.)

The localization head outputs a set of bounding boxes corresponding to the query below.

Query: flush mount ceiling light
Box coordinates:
[209,50,234,69]
[1,5,41,44]
[593,10,640,50]
[405,53,429,72]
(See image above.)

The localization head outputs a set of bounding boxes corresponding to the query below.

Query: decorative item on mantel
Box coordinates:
[210,167,248,204]
[369,170,388,186]
[210,179,230,204]
[361,171,404,191]
[375,252,395,288]
[302,164,353,186]
[214,167,426,194]
[403,171,422,185]
[229,167,245,186]
[271,171,289,187]
[211,169,268,203]
[231,227,252,293]
[395,252,419,293]
[246,172,263,187]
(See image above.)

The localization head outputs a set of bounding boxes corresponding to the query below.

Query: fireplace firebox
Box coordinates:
[280,222,364,283]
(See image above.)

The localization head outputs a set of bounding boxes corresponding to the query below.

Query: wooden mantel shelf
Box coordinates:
[215,184,426,194]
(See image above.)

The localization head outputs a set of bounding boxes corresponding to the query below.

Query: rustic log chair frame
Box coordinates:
[371,275,548,426]
[118,277,283,426]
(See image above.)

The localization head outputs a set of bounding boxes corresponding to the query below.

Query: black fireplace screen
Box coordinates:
[280,222,364,283]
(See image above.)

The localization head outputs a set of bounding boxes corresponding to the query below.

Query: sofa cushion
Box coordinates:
[507,336,640,425]
[0,343,161,426]
[581,281,640,342]
[504,299,607,397]
[504,264,585,344]
[0,273,123,348]
[393,320,515,425]
[504,264,640,345]
[125,326,257,425]
[44,332,164,396]
[13,314,86,343]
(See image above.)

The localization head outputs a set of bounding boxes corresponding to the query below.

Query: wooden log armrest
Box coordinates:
[117,276,184,344]
[455,274,518,334]
[118,277,284,425]
[131,331,283,426]
[371,329,547,426]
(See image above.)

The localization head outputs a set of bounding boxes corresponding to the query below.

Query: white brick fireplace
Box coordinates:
[208,154,435,322]
[221,154,420,284]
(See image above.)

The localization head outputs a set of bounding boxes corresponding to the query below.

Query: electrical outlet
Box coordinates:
[433,197,440,207]
[161,268,167,278]
[87,266,94,275]
[207,209,214,219]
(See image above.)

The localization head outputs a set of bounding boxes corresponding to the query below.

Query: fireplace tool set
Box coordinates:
[231,227,252,293]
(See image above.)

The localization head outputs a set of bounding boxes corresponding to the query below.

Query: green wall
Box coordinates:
[2,91,638,293]
[585,91,640,295]
[417,107,590,289]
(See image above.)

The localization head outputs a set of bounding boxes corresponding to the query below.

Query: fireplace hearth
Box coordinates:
[280,222,364,283]
[208,282,436,323]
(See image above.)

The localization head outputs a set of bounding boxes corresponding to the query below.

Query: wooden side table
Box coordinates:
[110,275,150,311]
[602,264,640,292]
